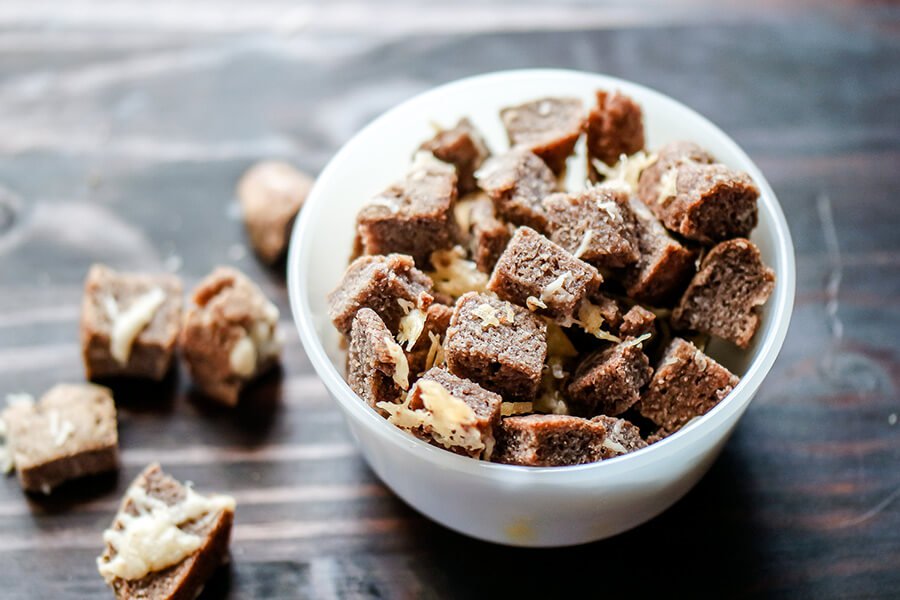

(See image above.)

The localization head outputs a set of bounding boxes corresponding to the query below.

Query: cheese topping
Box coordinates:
[472,303,500,328]
[397,308,426,350]
[622,332,652,348]
[503,305,515,324]
[382,335,410,390]
[428,247,488,298]
[602,437,629,455]
[47,409,75,447]
[229,335,257,377]
[537,100,552,116]
[656,167,679,205]
[365,196,400,213]
[573,229,593,259]
[97,484,235,582]
[545,321,578,358]
[576,302,621,343]
[541,272,572,303]
[548,356,567,380]
[533,388,568,415]
[501,402,533,416]
[228,302,282,378]
[526,296,547,311]
[107,288,167,365]
[453,197,477,233]
[592,150,657,194]
[423,331,445,371]
[596,201,620,221]
[397,298,415,314]
[377,380,484,454]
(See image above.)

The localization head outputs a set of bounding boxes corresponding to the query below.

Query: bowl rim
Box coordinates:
[287,68,796,478]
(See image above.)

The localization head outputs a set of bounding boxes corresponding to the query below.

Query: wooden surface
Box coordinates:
[0,2,898,598]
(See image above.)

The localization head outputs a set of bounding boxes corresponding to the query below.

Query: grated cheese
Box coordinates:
[595,201,620,221]
[396,308,426,350]
[602,437,629,455]
[576,302,621,343]
[526,296,547,311]
[501,402,533,416]
[382,335,410,390]
[592,150,657,194]
[107,288,167,366]
[656,167,679,205]
[573,229,593,259]
[229,335,257,377]
[397,298,415,315]
[472,303,500,328]
[423,331,445,371]
[503,304,515,324]
[47,409,75,447]
[622,332,652,348]
[545,321,578,358]
[427,247,488,298]
[541,272,572,303]
[97,483,235,582]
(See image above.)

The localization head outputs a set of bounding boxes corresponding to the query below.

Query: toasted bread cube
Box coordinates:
[237,160,313,264]
[327,254,435,336]
[500,97,584,174]
[348,308,410,411]
[462,194,514,273]
[621,199,697,306]
[97,464,235,600]
[488,227,603,327]
[586,90,645,170]
[637,141,715,205]
[567,341,653,417]
[672,238,775,348]
[619,305,657,338]
[80,264,183,381]
[444,292,547,402]
[476,149,556,231]
[543,186,640,268]
[420,118,490,196]
[180,267,281,406]
[590,415,648,457]
[355,153,458,266]
[491,414,608,466]
[638,338,740,432]
[3,384,118,493]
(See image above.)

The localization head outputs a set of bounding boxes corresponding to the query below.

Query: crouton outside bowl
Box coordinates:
[287,69,795,547]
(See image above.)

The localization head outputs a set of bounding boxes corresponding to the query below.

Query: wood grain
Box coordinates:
[0,3,898,598]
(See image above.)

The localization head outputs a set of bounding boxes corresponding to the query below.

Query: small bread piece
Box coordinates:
[180,267,281,406]
[237,160,313,264]
[444,292,547,402]
[327,254,435,336]
[586,90,645,169]
[356,153,458,266]
[81,264,183,381]
[3,384,118,493]
[420,118,490,196]
[379,367,502,458]
[543,186,640,268]
[672,238,775,348]
[476,149,556,231]
[500,97,585,174]
[638,337,740,432]
[637,142,714,205]
[488,227,603,327]
[567,341,653,417]
[348,308,409,411]
[619,305,657,338]
[492,414,608,467]
[621,199,697,306]
[591,415,648,457]
[97,464,235,600]
[465,194,514,273]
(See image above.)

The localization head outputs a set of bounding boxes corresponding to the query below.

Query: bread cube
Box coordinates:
[591,415,648,456]
[586,90,645,169]
[458,194,514,273]
[491,414,608,466]
[476,149,556,231]
[619,305,657,338]
[80,264,183,381]
[567,340,653,417]
[420,118,489,196]
[500,97,585,174]
[348,308,410,411]
[444,292,547,402]
[672,238,775,348]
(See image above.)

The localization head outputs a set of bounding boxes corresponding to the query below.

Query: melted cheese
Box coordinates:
[382,335,410,390]
[472,303,500,328]
[545,321,578,358]
[108,288,167,365]
[97,484,235,582]
[427,247,488,298]
[396,308,426,350]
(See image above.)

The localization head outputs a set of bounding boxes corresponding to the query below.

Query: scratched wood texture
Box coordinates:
[0,1,898,598]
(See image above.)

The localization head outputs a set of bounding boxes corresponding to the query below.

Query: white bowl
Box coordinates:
[287,69,795,547]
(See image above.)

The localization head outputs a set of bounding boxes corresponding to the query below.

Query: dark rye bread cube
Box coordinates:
[591,415,648,457]
[402,367,502,458]
[3,384,118,493]
[81,264,183,381]
[476,148,556,231]
[98,463,234,600]
[638,141,758,244]
[420,118,490,196]
[328,253,435,336]
[567,341,653,417]
[621,198,697,306]
[638,337,740,432]
[405,303,454,377]
[488,226,603,327]
[620,305,657,338]
[348,308,409,410]
[491,414,608,467]
[672,238,776,348]
[586,90,646,172]
[467,195,513,273]
[180,267,281,406]
[444,292,548,402]
[543,186,640,268]
[500,97,585,174]
[355,154,458,266]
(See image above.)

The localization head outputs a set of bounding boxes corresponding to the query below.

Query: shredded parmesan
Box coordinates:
[108,288,167,366]
[526,296,547,311]
[541,272,571,302]
[97,484,235,582]
[397,298,415,314]
[423,331,445,371]
[229,335,257,377]
[365,196,400,213]
[427,247,488,298]
[396,308,426,350]
[382,335,410,390]
[595,201,619,221]
[503,305,515,324]
[545,321,578,358]
[576,302,621,342]
[573,229,593,259]
[472,303,500,328]
[656,167,679,204]
[501,402,533,416]
[622,332,653,348]
[47,410,75,447]
[602,437,629,455]
[377,380,485,454]
[592,150,657,194]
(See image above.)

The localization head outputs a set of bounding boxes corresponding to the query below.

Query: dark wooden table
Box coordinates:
[0,2,897,598]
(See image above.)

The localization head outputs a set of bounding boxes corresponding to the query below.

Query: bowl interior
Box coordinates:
[289,69,794,463]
